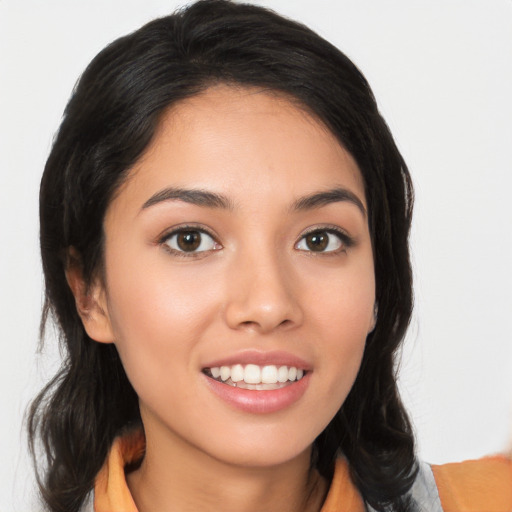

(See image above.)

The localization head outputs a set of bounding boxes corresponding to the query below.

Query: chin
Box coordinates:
[186,418,326,470]
[209,440,313,470]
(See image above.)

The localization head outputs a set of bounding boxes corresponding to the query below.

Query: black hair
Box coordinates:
[29,1,416,511]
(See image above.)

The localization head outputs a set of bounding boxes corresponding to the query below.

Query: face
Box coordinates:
[87,86,375,468]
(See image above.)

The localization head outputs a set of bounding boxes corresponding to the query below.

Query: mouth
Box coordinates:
[202,364,307,390]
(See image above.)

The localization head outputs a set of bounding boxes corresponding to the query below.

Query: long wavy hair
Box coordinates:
[29,1,416,511]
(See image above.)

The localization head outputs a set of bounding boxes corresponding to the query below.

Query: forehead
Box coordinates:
[113,85,366,213]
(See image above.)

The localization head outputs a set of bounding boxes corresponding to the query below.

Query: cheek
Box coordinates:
[103,254,221,389]
[305,252,375,333]
[105,244,221,332]
[304,258,375,392]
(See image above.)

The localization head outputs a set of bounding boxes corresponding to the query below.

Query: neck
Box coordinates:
[126,424,328,512]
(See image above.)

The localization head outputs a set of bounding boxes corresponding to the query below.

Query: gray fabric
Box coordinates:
[366,461,443,512]
[408,461,444,512]
[80,492,94,512]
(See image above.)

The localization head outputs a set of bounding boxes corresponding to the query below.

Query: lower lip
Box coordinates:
[203,373,311,414]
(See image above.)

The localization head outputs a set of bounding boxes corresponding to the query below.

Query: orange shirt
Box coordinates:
[431,458,512,512]
[93,430,512,512]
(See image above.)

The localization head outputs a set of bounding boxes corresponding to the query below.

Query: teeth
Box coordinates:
[231,364,244,382]
[277,365,288,383]
[244,364,261,384]
[207,364,306,385]
[220,366,230,381]
[261,365,278,384]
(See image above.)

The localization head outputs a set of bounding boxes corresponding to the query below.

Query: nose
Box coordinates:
[223,250,303,334]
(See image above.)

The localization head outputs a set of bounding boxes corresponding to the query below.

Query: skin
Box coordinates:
[70,85,376,512]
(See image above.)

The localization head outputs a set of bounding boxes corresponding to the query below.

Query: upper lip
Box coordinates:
[202,350,312,371]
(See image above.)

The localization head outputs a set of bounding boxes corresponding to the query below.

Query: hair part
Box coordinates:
[30,1,416,511]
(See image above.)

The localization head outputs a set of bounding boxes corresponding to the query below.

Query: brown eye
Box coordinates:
[164,229,218,254]
[304,232,328,251]
[296,229,344,253]
[177,231,201,251]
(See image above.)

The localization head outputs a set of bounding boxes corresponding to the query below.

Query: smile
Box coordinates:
[203,364,306,390]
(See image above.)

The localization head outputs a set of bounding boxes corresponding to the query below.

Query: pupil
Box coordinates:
[306,232,327,251]
[177,231,201,251]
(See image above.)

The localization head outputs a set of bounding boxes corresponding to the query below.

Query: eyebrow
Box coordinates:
[141,187,234,210]
[141,185,366,217]
[291,188,366,217]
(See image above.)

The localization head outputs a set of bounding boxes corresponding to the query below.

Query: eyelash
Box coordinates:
[159,225,221,258]
[295,226,355,255]
[158,224,355,258]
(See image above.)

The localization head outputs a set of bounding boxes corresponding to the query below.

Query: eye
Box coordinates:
[162,228,219,254]
[295,229,350,253]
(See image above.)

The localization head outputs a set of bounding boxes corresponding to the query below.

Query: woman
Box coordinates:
[28,1,511,511]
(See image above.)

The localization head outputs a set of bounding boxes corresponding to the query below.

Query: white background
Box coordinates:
[1,1,511,510]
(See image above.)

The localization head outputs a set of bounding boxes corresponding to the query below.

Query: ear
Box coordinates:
[368,303,378,334]
[65,248,115,344]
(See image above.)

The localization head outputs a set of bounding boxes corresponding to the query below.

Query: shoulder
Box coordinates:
[432,455,512,512]
[323,456,512,512]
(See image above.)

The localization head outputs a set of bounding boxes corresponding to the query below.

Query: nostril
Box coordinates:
[238,318,293,330]
[240,320,257,327]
